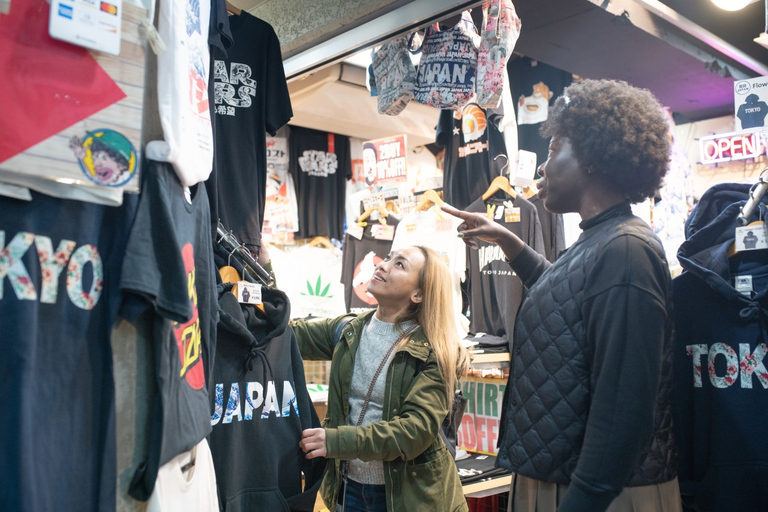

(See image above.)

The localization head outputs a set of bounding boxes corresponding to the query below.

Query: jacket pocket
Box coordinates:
[223,488,290,512]
[401,448,465,510]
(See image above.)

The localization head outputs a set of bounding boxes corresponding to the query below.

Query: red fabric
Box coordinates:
[0,0,126,163]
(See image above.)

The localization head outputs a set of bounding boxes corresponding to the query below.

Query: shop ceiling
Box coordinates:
[243,0,768,143]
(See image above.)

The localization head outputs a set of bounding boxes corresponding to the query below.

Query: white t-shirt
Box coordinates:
[147,439,219,512]
[390,206,470,338]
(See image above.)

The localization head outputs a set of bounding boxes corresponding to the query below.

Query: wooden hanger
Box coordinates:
[522,184,537,199]
[482,175,517,201]
[218,265,266,312]
[416,189,445,211]
[226,1,241,15]
[356,206,389,225]
[307,236,334,249]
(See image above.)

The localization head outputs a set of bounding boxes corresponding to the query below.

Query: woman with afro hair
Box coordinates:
[444,79,681,512]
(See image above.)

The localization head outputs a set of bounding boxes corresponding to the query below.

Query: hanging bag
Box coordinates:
[413,11,479,109]
[475,0,522,109]
[371,37,417,115]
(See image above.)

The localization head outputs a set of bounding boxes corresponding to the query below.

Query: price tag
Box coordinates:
[347,223,364,240]
[362,193,386,210]
[505,206,521,223]
[735,275,753,297]
[238,282,262,305]
[512,149,537,187]
[372,224,395,241]
[435,218,453,232]
[735,224,768,252]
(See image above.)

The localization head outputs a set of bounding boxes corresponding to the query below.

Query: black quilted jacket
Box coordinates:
[496,203,677,510]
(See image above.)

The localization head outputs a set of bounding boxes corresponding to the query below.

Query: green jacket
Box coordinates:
[292,311,468,512]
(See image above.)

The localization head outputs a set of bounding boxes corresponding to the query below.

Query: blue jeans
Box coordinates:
[335,478,387,512]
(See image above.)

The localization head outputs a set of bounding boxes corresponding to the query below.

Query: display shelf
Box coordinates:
[462,474,513,498]
[469,352,511,365]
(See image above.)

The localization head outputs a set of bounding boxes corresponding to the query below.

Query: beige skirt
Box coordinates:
[508,474,682,512]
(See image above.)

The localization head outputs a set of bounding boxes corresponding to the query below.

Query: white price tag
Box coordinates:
[49,0,123,55]
[735,224,768,252]
[512,149,538,187]
[371,224,395,241]
[362,193,386,210]
[238,281,262,305]
[347,224,364,240]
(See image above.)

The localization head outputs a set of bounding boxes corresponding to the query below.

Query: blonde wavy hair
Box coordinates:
[396,246,470,403]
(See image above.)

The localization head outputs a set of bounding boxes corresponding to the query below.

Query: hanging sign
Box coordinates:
[698,131,763,165]
[362,135,408,185]
[49,0,123,56]
[734,76,768,131]
[457,377,506,456]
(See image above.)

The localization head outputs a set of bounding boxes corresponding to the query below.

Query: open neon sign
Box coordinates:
[699,131,763,164]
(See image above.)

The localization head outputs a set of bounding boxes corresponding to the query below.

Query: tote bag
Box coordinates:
[476,0,522,109]
[371,37,417,116]
[414,11,479,109]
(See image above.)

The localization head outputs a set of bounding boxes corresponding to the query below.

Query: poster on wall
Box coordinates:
[0,0,145,204]
[362,135,408,186]
[734,76,768,131]
[457,377,506,456]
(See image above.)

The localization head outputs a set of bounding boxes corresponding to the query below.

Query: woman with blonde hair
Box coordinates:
[293,245,469,512]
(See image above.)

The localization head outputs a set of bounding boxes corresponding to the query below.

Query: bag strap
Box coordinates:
[332,314,356,349]
[354,323,420,427]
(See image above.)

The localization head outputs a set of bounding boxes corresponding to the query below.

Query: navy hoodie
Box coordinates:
[208,283,324,511]
[673,183,768,512]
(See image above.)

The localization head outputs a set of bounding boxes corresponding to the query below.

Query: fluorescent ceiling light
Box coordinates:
[711,0,759,11]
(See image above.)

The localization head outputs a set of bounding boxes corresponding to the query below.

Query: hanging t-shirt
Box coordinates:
[121,161,218,501]
[147,439,219,512]
[208,12,293,251]
[508,56,572,171]
[341,218,400,313]
[146,0,214,186]
[465,194,545,346]
[261,134,299,241]
[527,193,566,263]
[390,206,469,337]
[0,190,137,512]
[289,126,351,241]
[436,102,508,210]
[269,244,347,320]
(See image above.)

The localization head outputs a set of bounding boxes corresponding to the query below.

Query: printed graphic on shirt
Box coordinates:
[458,104,489,158]
[352,251,381,305]
[517,81,553,125]
[686,342,768,389]
[298,150,339,177]
[173,243,205,391]
[210,380,300,424]
[213,60,258,116]
[0,230,103,309]
[68,129,138,187]
[477,244,514,277]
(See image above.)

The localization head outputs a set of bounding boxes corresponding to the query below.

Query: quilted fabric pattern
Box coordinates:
[497,215,677,485]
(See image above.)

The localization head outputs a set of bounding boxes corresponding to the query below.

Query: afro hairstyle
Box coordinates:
[540,79,671,203]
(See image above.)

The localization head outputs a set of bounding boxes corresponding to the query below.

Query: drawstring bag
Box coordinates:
[371,37,417,115]
[413,11,479,109]
[475,0,522,109]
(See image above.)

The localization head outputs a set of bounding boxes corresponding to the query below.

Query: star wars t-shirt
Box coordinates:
[121,161,218,500]
[290,126,351,241]
[465,194,545,345]
[208,12,293,251]
[508,56,572,171]
[436,102,508,210]
[341,218,400,313]
[0,190,137,512]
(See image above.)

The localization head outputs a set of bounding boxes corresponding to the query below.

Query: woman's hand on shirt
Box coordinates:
[300,428,327,459]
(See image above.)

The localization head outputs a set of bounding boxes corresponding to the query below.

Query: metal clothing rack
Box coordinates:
[215,221,274,287]
[738,167,768,226]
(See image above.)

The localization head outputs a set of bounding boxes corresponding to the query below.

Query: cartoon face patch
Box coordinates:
[69,129,137,186]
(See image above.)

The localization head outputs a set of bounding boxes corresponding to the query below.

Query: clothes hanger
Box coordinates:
[482,155,516,201]
[226,1,242,15]
[307,236,334,249]
[356,205,389,225]
[522,183,537,199]
[416,189,445,211]
[728,174,768,258]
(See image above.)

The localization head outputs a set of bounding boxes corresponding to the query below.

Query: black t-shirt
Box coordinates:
[508,56,572,171]
[528,193,566,263]
[341,218,400,313]
[465,194,545,345]
[0,191,137,512]
[208,12,293,251]
[289,126,352,241]
[436,103,508,210]
[122,161,219,500]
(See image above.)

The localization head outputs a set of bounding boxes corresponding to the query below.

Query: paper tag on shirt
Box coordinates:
[505,206,520,223]
[735,224,768,252]
[735,275,753,297]
[513,149,538,187]
[435,218,453,232]
[371,224,395,241]
[362,193,386,210]
[347,223,364,240]
[238,281,262,304]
